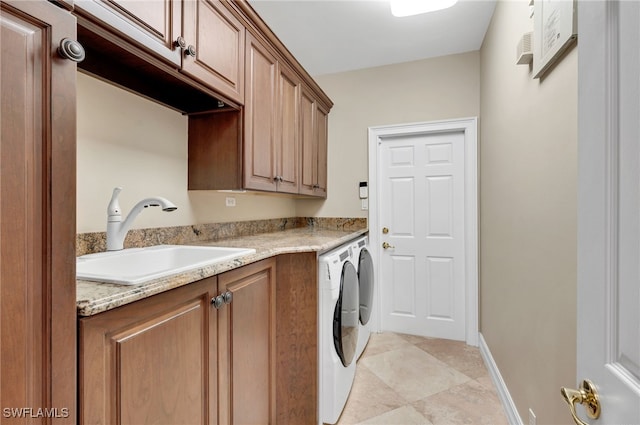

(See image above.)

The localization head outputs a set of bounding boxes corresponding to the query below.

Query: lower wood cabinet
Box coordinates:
[79,258,276,424]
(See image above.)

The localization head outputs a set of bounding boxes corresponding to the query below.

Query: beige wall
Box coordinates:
[77,73,296,233]
[78,53,479,233]
[299,52,480,218]
[479,2,577,424]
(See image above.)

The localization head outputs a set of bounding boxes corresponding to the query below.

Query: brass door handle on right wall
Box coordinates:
[560,380,601,425]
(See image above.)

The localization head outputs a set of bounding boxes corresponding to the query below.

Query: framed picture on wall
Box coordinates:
[532,0,577,79]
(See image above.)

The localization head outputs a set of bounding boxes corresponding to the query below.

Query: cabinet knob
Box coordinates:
[186,45,197,57]
[58,38,85,63]
[175,36,187,49]
[212,295,224,309]
[223,291,233,304]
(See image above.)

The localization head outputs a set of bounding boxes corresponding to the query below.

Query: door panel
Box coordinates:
[74,0,182,65]
[316,104,328,196]
[300,89,316,193]
[117,303,207,424]
[390,256,416,315]
[244,33,277,191]
[78,278,217,425]
[218,259,276,425]
[576,1,640,422]
[427,176,453,237]
[276,62,300,194]
[182,0,244,103]
[380,130,466,340]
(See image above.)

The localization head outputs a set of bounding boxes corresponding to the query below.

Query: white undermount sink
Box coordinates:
[76,245,255,285]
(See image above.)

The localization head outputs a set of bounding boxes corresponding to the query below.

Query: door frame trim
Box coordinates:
[368,117,478,346]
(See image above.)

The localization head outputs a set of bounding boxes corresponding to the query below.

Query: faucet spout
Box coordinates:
[106,187,177,251]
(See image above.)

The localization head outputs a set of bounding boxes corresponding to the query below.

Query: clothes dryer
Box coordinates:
[318,242,359,424]
[351,235,374,361]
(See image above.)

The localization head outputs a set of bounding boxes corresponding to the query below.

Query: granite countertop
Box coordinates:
[77,226,368,317]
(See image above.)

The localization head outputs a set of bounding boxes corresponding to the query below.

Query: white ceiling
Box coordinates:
[248,0,497,76]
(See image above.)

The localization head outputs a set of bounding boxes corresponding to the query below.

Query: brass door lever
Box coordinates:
[560,380,600,425]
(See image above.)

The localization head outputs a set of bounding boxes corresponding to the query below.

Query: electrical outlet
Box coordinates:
[225,197,236,207]
[528,408,536,425]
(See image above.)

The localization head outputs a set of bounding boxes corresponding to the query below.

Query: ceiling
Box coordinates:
[247,0,497,76]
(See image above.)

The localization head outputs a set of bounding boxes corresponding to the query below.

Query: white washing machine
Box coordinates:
[351,235,374,361]
[318,242,359,425]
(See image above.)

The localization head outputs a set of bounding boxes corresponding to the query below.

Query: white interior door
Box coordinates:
[369,119,477,344]
[575,1,640,424]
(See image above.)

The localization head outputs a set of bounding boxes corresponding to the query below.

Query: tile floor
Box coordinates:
[335,332,509,425]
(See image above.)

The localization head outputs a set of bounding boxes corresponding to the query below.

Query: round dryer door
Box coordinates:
[333,261,359,367]
[358,248,374,326]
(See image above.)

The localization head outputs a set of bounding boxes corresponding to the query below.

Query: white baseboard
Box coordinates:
[478,333,524,425]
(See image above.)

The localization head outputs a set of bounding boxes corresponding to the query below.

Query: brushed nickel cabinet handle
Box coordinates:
[175,36,187,49]
[223,291,233,304]
[212,295,224,309]
[58,38,85,62]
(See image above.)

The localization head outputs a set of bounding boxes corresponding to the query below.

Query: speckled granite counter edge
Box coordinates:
[77,225,368,317]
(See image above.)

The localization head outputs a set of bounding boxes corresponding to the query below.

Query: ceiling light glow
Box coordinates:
[390,0,458,17]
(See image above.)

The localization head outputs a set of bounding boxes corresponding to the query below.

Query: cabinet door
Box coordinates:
[276,62,301,194]
[299,87,318,196]
[218,259,276,425]
[74,0,182,66]
[244,33,278,192]
[182,0,245,103]
[300,86,329,198]
[79,278,218,425]
[315,103,329,197]
[1,1,77,422]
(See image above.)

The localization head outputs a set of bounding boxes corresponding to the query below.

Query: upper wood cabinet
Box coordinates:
[74,0,244,104]
[243,33,301,194]
[276,61,302,194]
[182,0,245,104]
[300,86,328,197]
[243,32,278,192]
[74,0,183,66]
[73,0,332,196]
[189,33,306,195]
[1,1,77,422]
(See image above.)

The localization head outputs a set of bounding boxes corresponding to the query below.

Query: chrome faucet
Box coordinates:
[106,187,177,251]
